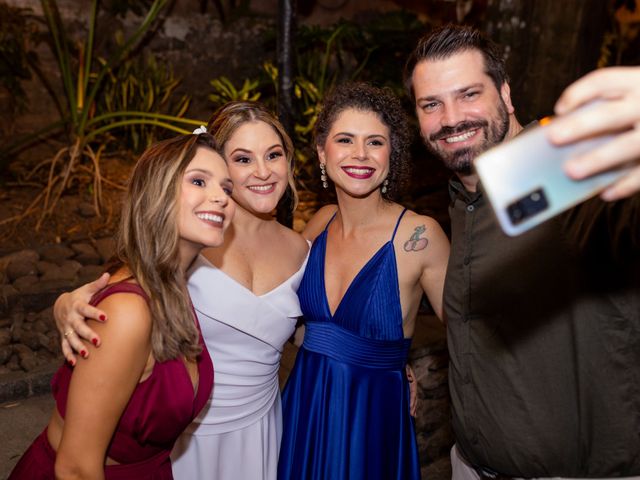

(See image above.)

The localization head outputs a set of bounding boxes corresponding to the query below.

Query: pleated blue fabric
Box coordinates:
[278,208,420,480]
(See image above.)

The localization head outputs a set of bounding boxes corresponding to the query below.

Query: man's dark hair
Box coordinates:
[404,25,508,100]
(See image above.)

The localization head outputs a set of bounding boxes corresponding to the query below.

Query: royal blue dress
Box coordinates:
[278,209,420,480]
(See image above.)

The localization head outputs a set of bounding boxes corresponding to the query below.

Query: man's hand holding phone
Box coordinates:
[548,66,640,201]
[474,100,630,236]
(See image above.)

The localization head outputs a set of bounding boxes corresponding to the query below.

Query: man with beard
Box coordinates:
[404,25,640,479]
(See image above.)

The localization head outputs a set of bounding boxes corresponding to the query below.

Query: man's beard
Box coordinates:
[423,99,510,175]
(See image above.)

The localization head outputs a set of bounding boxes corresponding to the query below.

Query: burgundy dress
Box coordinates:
[9,283,214,480]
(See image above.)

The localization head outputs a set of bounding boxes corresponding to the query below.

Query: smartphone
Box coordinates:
[474,116,628,236]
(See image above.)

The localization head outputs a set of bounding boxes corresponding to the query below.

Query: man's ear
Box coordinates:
[500,82,515,114]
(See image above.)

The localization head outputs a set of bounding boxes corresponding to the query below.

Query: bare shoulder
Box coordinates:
[276,223,310,262]
[91,289,152,343]
[302,204,338,242]
[396,210,449,256]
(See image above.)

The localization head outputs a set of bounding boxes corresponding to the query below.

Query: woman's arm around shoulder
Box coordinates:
[397,211,450,321]
[55,290,152,480]
[302,204,338,243]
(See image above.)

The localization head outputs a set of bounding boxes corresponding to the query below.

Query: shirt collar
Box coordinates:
[448,176,483,205]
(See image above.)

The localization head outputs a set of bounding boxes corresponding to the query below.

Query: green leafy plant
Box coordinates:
[97,35,191,152]
[208,76,261,107]
[1,0,202,230]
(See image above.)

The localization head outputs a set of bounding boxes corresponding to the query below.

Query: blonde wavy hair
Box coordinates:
[116,133,220,362]
[206,101,298,211]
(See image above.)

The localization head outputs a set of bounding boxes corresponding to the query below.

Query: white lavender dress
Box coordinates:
[170,251,308,480]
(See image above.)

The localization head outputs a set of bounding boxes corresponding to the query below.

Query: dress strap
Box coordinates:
[323,209,339,232]
[391,208,408,241]
[90,282,149,306]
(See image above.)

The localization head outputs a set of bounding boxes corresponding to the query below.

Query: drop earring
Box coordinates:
[381,178,389,194]
[320,163,328,189]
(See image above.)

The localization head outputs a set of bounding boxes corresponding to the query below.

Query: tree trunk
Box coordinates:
[481,0,610,124]
[276,0,296,227]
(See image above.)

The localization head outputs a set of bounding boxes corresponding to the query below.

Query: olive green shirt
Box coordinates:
[445,179,640,477]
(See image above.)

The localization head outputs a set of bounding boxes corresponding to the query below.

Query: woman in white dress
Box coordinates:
[52,102,310,480]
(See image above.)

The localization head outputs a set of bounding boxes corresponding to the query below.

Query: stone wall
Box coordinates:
[0,238,115,384]
[411,336,452,479]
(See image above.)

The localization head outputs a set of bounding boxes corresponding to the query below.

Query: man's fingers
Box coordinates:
[554,67,637,115]
[601,165,640,201]
[563,128,640,179]
[549,99,635,145]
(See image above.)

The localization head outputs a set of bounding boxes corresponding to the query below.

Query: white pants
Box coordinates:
[450,444,640,480]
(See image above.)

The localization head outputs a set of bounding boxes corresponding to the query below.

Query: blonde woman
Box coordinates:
[10,132,235,479]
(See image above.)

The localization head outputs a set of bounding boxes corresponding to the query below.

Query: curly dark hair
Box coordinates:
[403,24,508,101]
[314,82,411,201]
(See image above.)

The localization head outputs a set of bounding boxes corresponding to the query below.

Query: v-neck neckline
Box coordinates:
[320,229,394,319]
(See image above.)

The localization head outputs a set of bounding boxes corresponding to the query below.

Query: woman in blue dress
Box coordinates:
[278,83,450,480]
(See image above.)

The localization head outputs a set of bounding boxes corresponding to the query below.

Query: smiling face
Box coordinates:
[223,120,289,215]
[178,147,235,258]
[412,49,514,176]
[318,108,391,199]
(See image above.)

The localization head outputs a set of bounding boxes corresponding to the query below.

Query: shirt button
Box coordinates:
[466,205,475,212]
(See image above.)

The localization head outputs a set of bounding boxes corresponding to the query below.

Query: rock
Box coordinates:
[18,330,42,351]
[6,354,21,371]
[37,332,52,349]
[78,264,107,284]
[42,335,60,355]
[423,423,454,462]
[411,338,448,358]
[71,242,101,265]
[0,329,11,346]
[6,259,38,281]
[36,260,59,276]
[37,278,76,292]
[0,345,11,364]
[37,307,54,325]
[0,270,7,284]
[415,397,450,432]
[0,249,39,270]
[422,456,452,480]
[38,306,54,319]
[0,284,18,302]
[414,353,449,395]
[39,244,75,264]
[13,275,40,294]
[40,259,81,282]
[10,310,25,330]
[94,237,116,263]
[32,319,50,334]
[77,202,97,218]
[19,352,39,371]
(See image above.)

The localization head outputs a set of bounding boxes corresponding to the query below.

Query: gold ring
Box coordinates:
[63,330,75,338]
